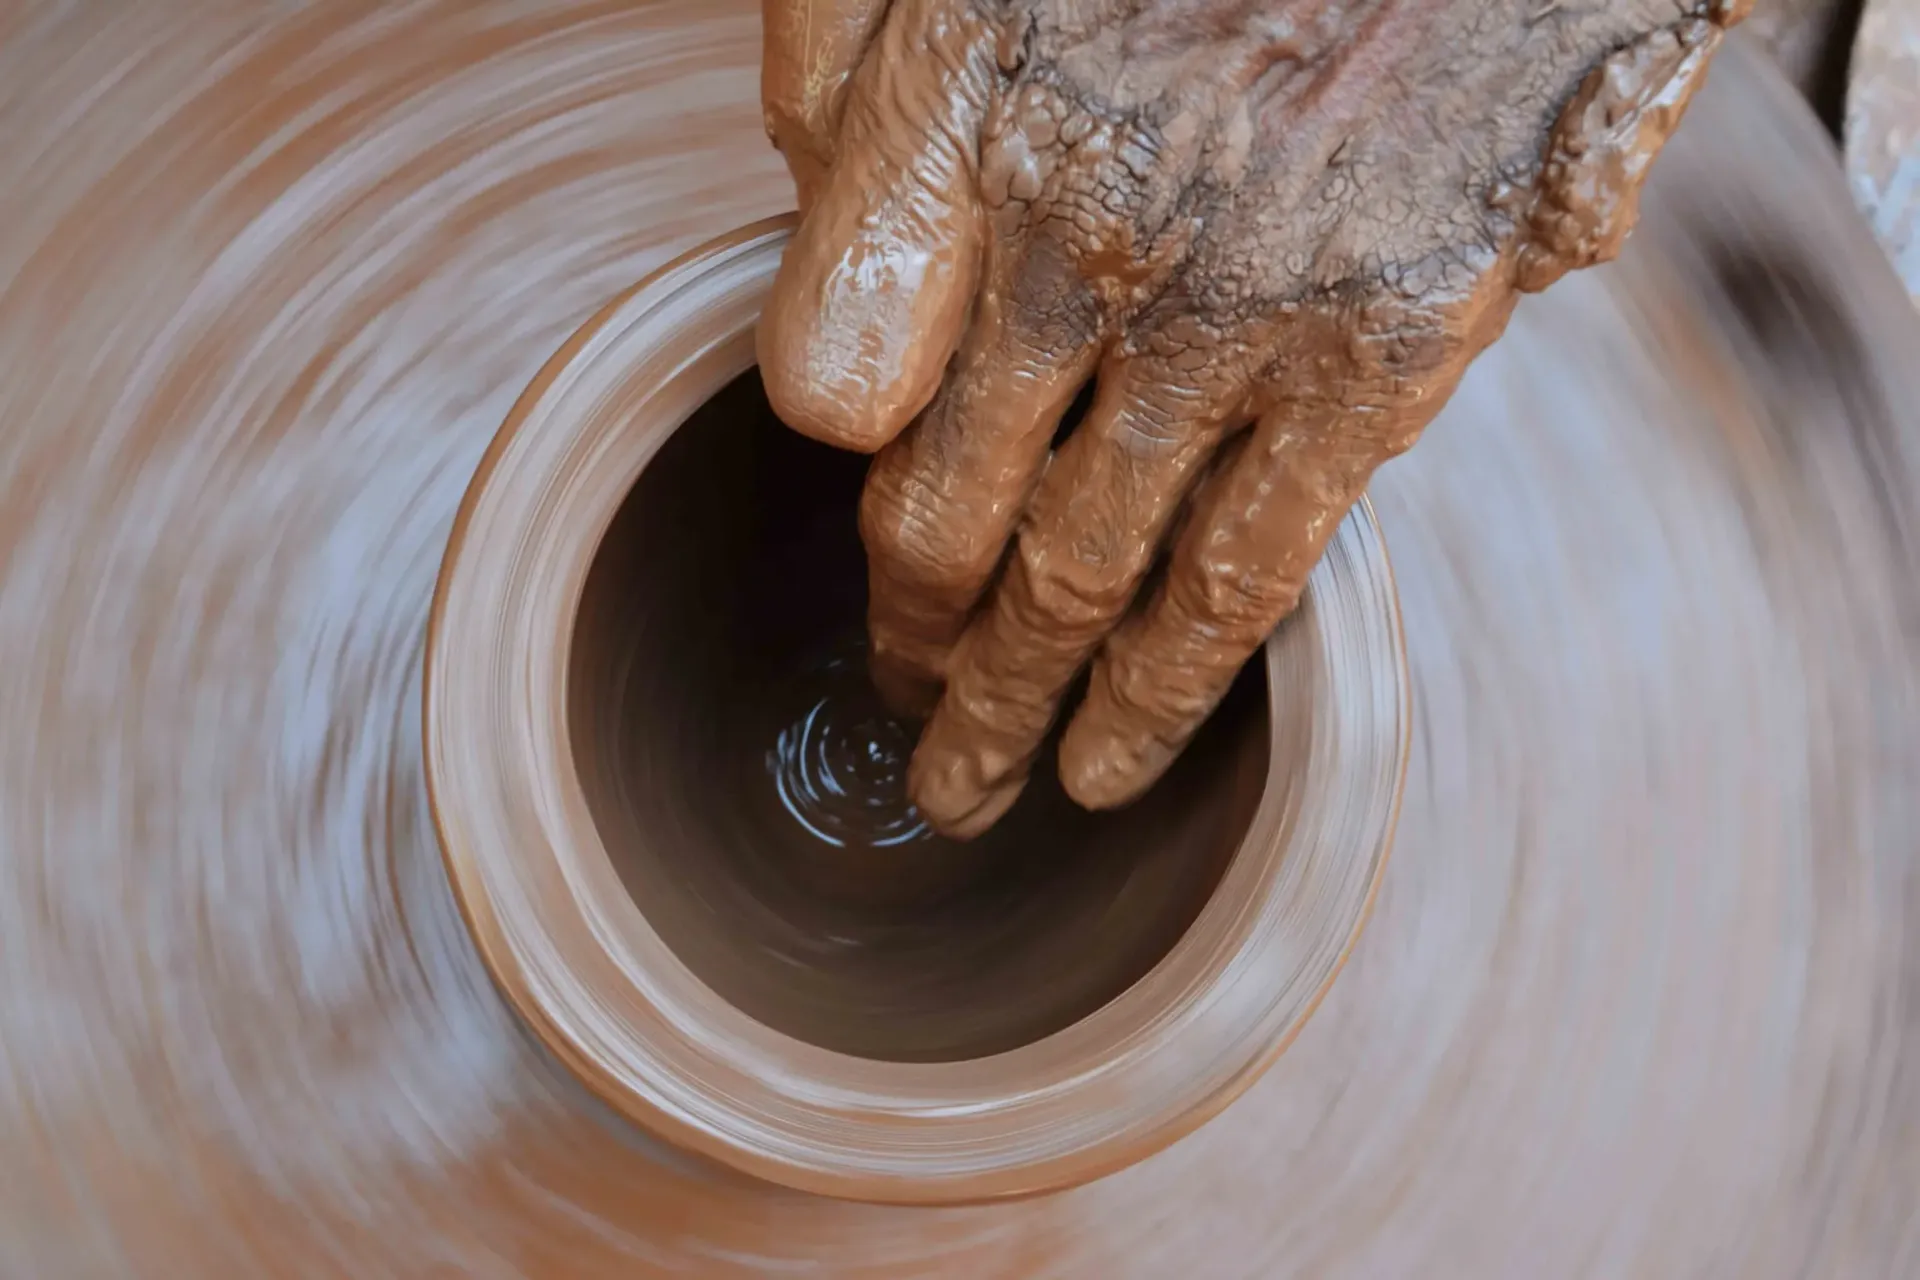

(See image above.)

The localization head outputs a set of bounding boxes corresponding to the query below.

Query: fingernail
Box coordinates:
[1057,726,1132,809]
[1059,716,1172,812]
[908,736,1026,840]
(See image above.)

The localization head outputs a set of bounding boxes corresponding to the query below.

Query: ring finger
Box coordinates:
[1058,396,1429,810]
[907,340,1251,837]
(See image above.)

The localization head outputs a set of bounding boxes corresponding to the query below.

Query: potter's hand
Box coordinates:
[758,0,1748,837]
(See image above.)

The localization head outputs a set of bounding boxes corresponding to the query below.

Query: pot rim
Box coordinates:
[423,213,1411,1205]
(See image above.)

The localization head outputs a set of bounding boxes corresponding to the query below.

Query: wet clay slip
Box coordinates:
[758,0,1751,836]
[7,5,1920,1274]
[424,216,1409,1203]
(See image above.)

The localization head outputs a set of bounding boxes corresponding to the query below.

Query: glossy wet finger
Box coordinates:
[1044,12,1738,812]
[1058,402,1424,810]
[858,63,1221,714]
[907,358,1245,837]
[757,0,998,453]
[859,226,1106,715]
[760,0,894,211]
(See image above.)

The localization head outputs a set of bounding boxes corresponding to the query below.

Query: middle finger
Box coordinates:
[859,227,1104,715]
[907,335,1250,837]
[858,77,1198,714]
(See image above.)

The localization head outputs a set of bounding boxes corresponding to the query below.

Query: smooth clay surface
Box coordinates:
[4,5,1920,1276]
[424,218,1407,1203]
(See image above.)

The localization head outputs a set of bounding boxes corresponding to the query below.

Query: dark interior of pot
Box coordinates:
[568,371,1272,1062]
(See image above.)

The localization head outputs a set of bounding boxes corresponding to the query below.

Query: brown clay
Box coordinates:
[3,6,1920,1275]
[1848,0,1920,302]
[758,0,1752,837]
[426,218,1408,1201]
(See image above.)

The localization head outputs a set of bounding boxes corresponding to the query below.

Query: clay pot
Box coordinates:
[423,215,1409,1205]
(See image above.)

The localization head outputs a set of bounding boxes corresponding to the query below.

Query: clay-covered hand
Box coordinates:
[758,0,1749,837]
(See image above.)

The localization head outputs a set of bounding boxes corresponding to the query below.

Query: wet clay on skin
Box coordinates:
[758,0,1753,837]
[7,5,1920,1273]
[426,242,1408,1200]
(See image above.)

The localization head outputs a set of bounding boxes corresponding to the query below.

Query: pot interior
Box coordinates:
[568,370,1270,1062]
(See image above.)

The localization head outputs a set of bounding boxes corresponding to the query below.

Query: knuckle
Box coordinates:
[991,80,1194,291]
[861,481,1003,595]
[981,83,1065,213]
[1014,530,1136,634]
[1175,552,1297,641]
[1102,641,1198,727]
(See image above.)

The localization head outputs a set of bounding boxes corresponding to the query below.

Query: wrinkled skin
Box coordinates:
[758,0,1751,837]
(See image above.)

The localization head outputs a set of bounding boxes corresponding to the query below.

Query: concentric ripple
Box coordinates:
[0,9,1918,1277]
[765,640,934,851]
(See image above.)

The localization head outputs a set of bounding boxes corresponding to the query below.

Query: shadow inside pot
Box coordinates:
[569,371,1270,1063]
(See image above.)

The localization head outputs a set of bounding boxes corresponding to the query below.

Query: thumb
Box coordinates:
[758,0,994,454]
[761,0,892,211]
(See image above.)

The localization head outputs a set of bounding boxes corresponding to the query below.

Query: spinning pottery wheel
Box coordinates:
[5,3,1920,1275]
[1851,0,1920,304]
